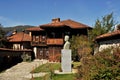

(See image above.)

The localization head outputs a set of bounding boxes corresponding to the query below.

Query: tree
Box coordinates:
[70,35,92,61]
[0,24,5,39]
[0,24,7,48]
[89,13,117,41]
[116,24,120,30]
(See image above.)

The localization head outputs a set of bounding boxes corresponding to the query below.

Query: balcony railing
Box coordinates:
[31,35,47,46]
[31,35,63,46]
[47,38,63,45]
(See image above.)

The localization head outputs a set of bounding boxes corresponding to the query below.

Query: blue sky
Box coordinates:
[0,0,120,27]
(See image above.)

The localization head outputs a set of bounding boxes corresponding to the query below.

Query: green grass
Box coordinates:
[33,74,76,80]
[32,63,61,73]
[31,62,81,80]
[72,62,81,69]
[33,62,81,73]
[53,74,75,80]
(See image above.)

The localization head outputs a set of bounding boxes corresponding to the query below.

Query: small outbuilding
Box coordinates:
[95,30,120,52]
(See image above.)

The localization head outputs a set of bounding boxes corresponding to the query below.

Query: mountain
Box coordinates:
[3,25,35,33]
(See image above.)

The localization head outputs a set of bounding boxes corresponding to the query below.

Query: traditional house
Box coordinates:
[26,18,92,61]
[2,31,33,63]
[95,30,120,52]
[7,31,31,50]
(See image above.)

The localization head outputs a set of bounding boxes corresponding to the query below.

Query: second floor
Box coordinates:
[28,28,90,46]
[7,18,92,47]
[26,18,92,46]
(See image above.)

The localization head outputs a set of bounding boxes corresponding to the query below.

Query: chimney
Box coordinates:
[12,29,17,35]
[52,18,60,23]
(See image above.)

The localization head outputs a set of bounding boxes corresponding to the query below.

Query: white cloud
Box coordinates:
[0,16,25,27]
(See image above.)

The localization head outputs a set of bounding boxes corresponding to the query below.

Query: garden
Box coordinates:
[30,44,120,80]
[31,62,81,80]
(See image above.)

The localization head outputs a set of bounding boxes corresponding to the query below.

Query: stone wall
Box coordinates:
[0,48,33,71]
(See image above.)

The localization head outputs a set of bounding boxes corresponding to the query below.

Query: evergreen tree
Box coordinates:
[89,13,117,41]
[70,35,92,61]
[0,24,7,48]
[0,24,5,39]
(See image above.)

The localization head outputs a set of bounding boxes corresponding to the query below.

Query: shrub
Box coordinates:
[70,35,92,61]
[76,47,120,80]
[21,53,31,62]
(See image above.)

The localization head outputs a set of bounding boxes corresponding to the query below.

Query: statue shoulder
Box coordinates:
[63,41,70,49]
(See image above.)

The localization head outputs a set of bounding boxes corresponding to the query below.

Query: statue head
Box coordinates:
[64,35,69,42]
[63,35,70,49]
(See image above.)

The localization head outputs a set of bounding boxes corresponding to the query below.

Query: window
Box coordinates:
[40,51,43,55]
[36,36,39,42]
[13,44,20,50]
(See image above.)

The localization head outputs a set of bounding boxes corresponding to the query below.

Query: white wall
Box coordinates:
[99,39,120,52]
[13,44,20,50]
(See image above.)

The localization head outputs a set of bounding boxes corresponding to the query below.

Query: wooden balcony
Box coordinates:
[31,41,47,46]
[31,35,47,46]
[31,36,63,46]
[47,38,63,45]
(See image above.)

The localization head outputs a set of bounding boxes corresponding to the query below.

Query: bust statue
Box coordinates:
[63,35,70,49]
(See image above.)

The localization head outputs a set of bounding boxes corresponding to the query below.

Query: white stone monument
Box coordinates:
[61,35,72,72]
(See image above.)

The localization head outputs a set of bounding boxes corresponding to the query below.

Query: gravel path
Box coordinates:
[0,59,48,80]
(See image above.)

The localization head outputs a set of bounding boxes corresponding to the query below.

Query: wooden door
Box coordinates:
[37,48,49,60]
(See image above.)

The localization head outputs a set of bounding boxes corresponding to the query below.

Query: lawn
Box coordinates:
[72,62,81,69]
[53,74,76,80]
[33,74,76,80]
[32,62,81,73]
[32,63,61,73]
[31,62,81,80]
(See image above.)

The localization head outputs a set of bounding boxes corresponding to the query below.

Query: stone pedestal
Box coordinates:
[61,49,71,72]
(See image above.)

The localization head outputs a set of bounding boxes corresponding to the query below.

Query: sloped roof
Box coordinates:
[96,30,120,40]
[25,27,44,31]
[40,19,92,29]
[8,32,31,42]
[61,19,91,29]
[40,22,66,28]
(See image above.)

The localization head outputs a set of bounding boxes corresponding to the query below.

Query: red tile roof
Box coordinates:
[96,30,120,40]
[40,22,66,28]
[26,27,44,31]
[8,32,31,42]
[40,19,92,29]
[61,19,91,29]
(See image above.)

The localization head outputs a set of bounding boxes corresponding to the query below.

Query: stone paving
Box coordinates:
[0,59,48,80]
